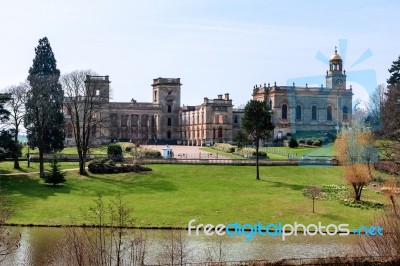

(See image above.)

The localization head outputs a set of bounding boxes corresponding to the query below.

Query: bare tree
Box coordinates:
[382,177,399,218]
[46,194,143,266]
[4,82,28,169]
[157,229,191,265]
[352,98,367,123]
[357,203,400,258]
[203,235,226,263]
[126,230,149,266]
[382,83,400,164]
[334,122,377,201]
[61,70,110,175]
[304,185,322,213]
[365,84,387,132]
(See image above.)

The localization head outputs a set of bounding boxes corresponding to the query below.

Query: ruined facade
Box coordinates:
[64,77,242,146]
[180,94,243,146]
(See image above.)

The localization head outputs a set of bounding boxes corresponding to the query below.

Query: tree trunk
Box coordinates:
[355,185,362,202]
[312,198,315,213]
[256,139,260,180]
[78,151,87,175]
[390,195,398,218]
[13,128,20,169]
[39,148,44,178]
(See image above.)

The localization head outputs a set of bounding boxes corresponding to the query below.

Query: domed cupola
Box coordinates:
[326,46,346,89]
[329,46,343,72]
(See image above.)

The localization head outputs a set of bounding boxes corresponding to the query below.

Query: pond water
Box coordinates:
[4,226,358,265]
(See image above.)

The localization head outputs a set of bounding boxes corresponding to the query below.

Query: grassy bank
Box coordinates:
[0,164,385,228]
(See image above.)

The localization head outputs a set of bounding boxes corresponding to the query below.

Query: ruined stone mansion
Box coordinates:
[64,48,352,146]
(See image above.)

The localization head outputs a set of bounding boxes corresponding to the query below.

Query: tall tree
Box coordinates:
[25,37,65,177]
[4,82,28,169]
[382,56,400,163]
[61,70,110,175]
[241,100,274,180]
[387,55,400,86]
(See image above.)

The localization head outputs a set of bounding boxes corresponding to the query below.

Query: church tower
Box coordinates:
[326,47,346,89]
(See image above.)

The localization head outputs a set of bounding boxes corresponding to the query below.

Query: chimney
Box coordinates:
[217,94,222,99]
[224,93,229,100]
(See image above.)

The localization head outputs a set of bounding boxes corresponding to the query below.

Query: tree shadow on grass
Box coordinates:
[86,172,177,194]
[0,174,72,199]
[261,180,305,191]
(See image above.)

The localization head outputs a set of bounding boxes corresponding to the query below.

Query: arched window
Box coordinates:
[167,117,171,126]
[154,90,157,102]
[312,106,317,121]
[167,105,172,113]
[269,100,272,109]
[234,115,238,124]
[282,104,287,120]
[343,106,348,120]
[167,131,171,139]
[296,105,302,120]
[327,106,332,121]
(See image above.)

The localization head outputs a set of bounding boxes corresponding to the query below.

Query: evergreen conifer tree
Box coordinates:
[43,157,66,186]
[25,37,65,177]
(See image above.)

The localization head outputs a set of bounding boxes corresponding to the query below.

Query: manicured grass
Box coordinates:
[22,146,108,156]
[0,164,386,228]
[262,143,334,157]
[200,147,244,159]
[0,161,80,174]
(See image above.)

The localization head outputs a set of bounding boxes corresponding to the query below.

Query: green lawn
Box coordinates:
[262,143,334,158]
[200,147,245,159]
[0,161,80,174]
[0,164,386,228]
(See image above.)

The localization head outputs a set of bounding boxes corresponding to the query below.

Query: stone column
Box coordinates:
[148,115,152,140]
[138,114,142,140]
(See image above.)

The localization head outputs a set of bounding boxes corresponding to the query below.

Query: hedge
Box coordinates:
[213,143,236,153]
[88,159,152,174]
[235,148,267,157]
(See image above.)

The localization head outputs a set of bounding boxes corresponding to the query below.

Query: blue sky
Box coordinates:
[0,0,399,107]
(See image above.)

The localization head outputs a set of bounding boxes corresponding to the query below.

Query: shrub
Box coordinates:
[312,139,322,146]
[42,157,66,186]
[131,147,162,159]
[88,159,152,174]
[288,138,299,148]
[306,139,314,145]
[141,148,162,159]
[107,144,122,156]
[107,144,123,162]
[299,139,305,144]
[213,143,236,153]
[235,148,267,157]
[253,151,267,157]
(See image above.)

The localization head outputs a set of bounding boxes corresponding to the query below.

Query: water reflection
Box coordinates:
[5,227,356,265]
